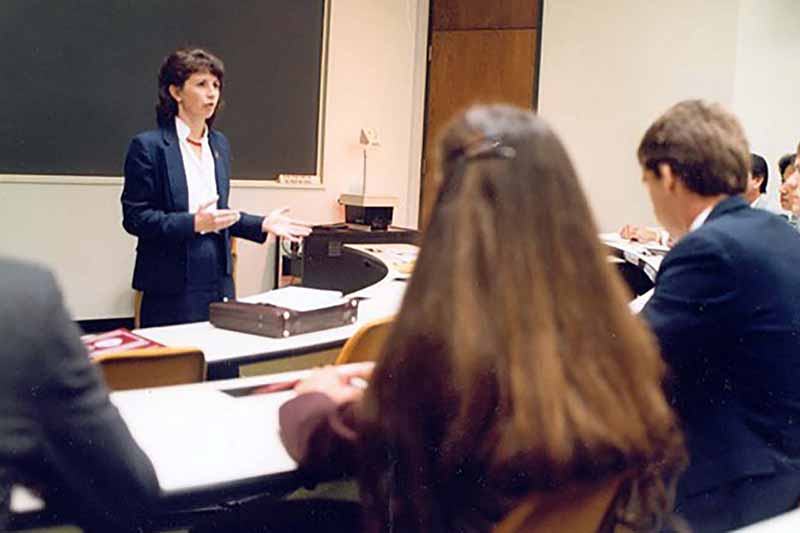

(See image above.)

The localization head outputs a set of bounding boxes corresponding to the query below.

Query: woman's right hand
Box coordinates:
[294,365,371,405]
[194,196,240,234]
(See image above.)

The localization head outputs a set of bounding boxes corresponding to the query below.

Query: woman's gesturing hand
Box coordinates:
[194,196,240,234]
[262,207,312,242]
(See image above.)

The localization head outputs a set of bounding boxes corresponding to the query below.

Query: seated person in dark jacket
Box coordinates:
[0,258,159,532]
[637,101,800,532]
[276,105,686,533]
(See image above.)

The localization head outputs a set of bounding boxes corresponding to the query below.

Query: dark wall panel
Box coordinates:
[432,0,539,31]
[0,0,324,179]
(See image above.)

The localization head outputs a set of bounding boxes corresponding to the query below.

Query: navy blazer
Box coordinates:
[0,259,159,531]
[642,196,800,498]
[121,123,266,293]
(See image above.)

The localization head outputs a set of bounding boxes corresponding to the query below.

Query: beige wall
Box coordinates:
[538,0,741,232]
[732,0,800,210]
[5,1,796,320]
[0,0,429,320]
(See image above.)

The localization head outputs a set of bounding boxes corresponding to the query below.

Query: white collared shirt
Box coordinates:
[750,194,764,209]
[175,117,217,213]
[689,205,714,233]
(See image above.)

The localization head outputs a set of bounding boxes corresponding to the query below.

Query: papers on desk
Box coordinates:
[599,232,670,255]
[629,288,654,314]
[238,286,346,312]
[10,485,44,514]
[346,243,418,279]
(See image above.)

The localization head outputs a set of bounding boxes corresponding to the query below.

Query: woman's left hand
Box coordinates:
[262,207,312,242]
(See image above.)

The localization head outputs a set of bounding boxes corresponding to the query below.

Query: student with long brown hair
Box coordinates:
[207,105,686,533]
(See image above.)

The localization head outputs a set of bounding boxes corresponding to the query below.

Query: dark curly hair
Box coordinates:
[155,48,225,128]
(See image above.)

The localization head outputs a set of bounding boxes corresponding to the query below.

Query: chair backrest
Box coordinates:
[493,474,627,533]
[334,317,394,365]
[231,235,239,293]
[133,290,143,329]
[93,346,206,391]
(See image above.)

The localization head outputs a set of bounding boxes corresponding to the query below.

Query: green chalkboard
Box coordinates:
[1,0,325,179]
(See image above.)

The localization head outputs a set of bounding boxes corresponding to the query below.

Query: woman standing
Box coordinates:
[122,48,309,327]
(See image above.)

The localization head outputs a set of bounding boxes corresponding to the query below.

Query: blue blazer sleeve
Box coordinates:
[121,134,195,242]
[230,213,268,243]
[641,232,739,371]
[0,261,159,530]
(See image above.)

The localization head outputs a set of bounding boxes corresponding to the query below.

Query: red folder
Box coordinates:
[81,328,163,358]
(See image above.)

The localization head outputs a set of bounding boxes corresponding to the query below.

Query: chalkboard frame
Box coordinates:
[0,0,331,185]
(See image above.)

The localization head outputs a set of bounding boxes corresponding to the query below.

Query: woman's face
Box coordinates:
[170,71,220,125]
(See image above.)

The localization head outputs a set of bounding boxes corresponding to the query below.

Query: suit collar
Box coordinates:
[161,121,178,145]
[160,121,226,211]
[207,131,226,204]
[160,122,189,212]
[706,195,749,223]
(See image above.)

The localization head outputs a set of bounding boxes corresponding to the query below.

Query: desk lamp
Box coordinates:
[338,128,397,230]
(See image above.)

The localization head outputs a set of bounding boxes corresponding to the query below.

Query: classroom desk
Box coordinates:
[134,238,658,379]
[9,364,368,529]
[134,244,415,379]
[11,238,658,528]
[108,368,320,507]
[599,232,665,294]
[600,232,665,282]
[733,508,800,532]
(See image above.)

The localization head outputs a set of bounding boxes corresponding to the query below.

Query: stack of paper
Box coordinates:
[238,286,346,312]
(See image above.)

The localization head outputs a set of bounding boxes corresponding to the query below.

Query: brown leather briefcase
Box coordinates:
[209,299,359,338]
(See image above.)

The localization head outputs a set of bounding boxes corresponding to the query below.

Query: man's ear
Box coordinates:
[754,175,765,189]
[658,162,678,192]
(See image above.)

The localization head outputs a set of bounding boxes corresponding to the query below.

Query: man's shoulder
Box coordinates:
[666,207,800,278]
[666,224,732,262]
[0,257,56,290]
[0,258,61,322]
[706,204,800,248]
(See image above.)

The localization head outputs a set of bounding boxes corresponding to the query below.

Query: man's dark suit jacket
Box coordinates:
[0,258,159,531]
[642,196,800,526]
[121,123,266,294]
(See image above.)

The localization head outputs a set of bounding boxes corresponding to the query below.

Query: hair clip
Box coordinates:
[462,137,516,161]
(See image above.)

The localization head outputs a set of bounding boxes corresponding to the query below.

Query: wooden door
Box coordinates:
[420,0,541,227]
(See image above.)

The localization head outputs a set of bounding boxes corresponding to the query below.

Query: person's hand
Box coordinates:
[194,196,240,234]
[294,365,369,405]
[619,224,661,244]
[262,207,312,242]
[336,361,375,382]
[780,173,800,214]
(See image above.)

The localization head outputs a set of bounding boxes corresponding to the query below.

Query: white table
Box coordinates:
[599,232,665,283]
[10,364,368,526]
[109,367,330,505]
[733,508,800,532]
[134,245,415,378]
